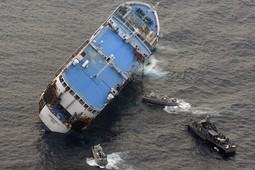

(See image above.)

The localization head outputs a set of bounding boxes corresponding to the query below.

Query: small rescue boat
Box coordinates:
[91,144,108,167]
[142,93,178,106]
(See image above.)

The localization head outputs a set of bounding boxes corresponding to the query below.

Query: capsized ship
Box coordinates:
[39,2,160,133]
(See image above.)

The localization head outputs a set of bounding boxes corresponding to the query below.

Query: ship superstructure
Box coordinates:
[39,1,160,133]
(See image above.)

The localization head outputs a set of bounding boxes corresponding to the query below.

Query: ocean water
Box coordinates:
[0,0,255,169]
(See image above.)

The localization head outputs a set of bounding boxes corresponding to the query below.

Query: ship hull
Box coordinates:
[38,1,160,133]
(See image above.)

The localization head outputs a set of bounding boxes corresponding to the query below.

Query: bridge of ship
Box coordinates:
[63,3,157,110]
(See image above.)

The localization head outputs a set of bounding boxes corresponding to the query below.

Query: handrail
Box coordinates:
[55,40,89,76]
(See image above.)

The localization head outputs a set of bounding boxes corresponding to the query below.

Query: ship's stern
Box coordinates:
[38,84,71,133]
[39,104,71,133]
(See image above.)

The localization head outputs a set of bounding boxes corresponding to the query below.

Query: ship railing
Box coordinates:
[55,40,89,76]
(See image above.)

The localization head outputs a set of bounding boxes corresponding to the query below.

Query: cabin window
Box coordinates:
[70,90,75,96]
[74,95,80,100]
[92,110,97,114]
[88,107,93,112]
[59,76,64,83]
[116,84,120,91]
[65,86,70,91]
[63,82,67,87]
[84,104,89,109]
[79,99,85,105]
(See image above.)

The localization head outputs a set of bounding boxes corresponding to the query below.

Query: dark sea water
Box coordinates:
[1,0,255,169]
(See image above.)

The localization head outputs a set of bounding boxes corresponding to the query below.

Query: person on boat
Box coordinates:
[206,115,210,122]
[171,98,177,103]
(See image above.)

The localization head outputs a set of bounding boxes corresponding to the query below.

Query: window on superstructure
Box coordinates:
[63,82,67,87]
[59,75,64,83]
[116,84,120,91]
[70,90,75,96]
[92,110,97,114]
[84,104,89,109]
[79,99,85,105]
[88,107,93,112]
[65,86,70,92]
[74,95,80,100]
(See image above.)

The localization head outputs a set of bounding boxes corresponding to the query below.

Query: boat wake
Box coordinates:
[163,99,220,116]
[86,152,133,170]
[136,56,168,78]
[163,99,191,113]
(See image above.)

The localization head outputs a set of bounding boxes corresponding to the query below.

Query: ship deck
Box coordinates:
[62,3,158,110]
[63,26,143,110]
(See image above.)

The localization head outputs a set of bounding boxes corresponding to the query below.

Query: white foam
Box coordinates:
[163,99,191,113]
[105,152,124,169]
[86,158,101,168]
[136,56,168,78]
[163,99,220,116]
